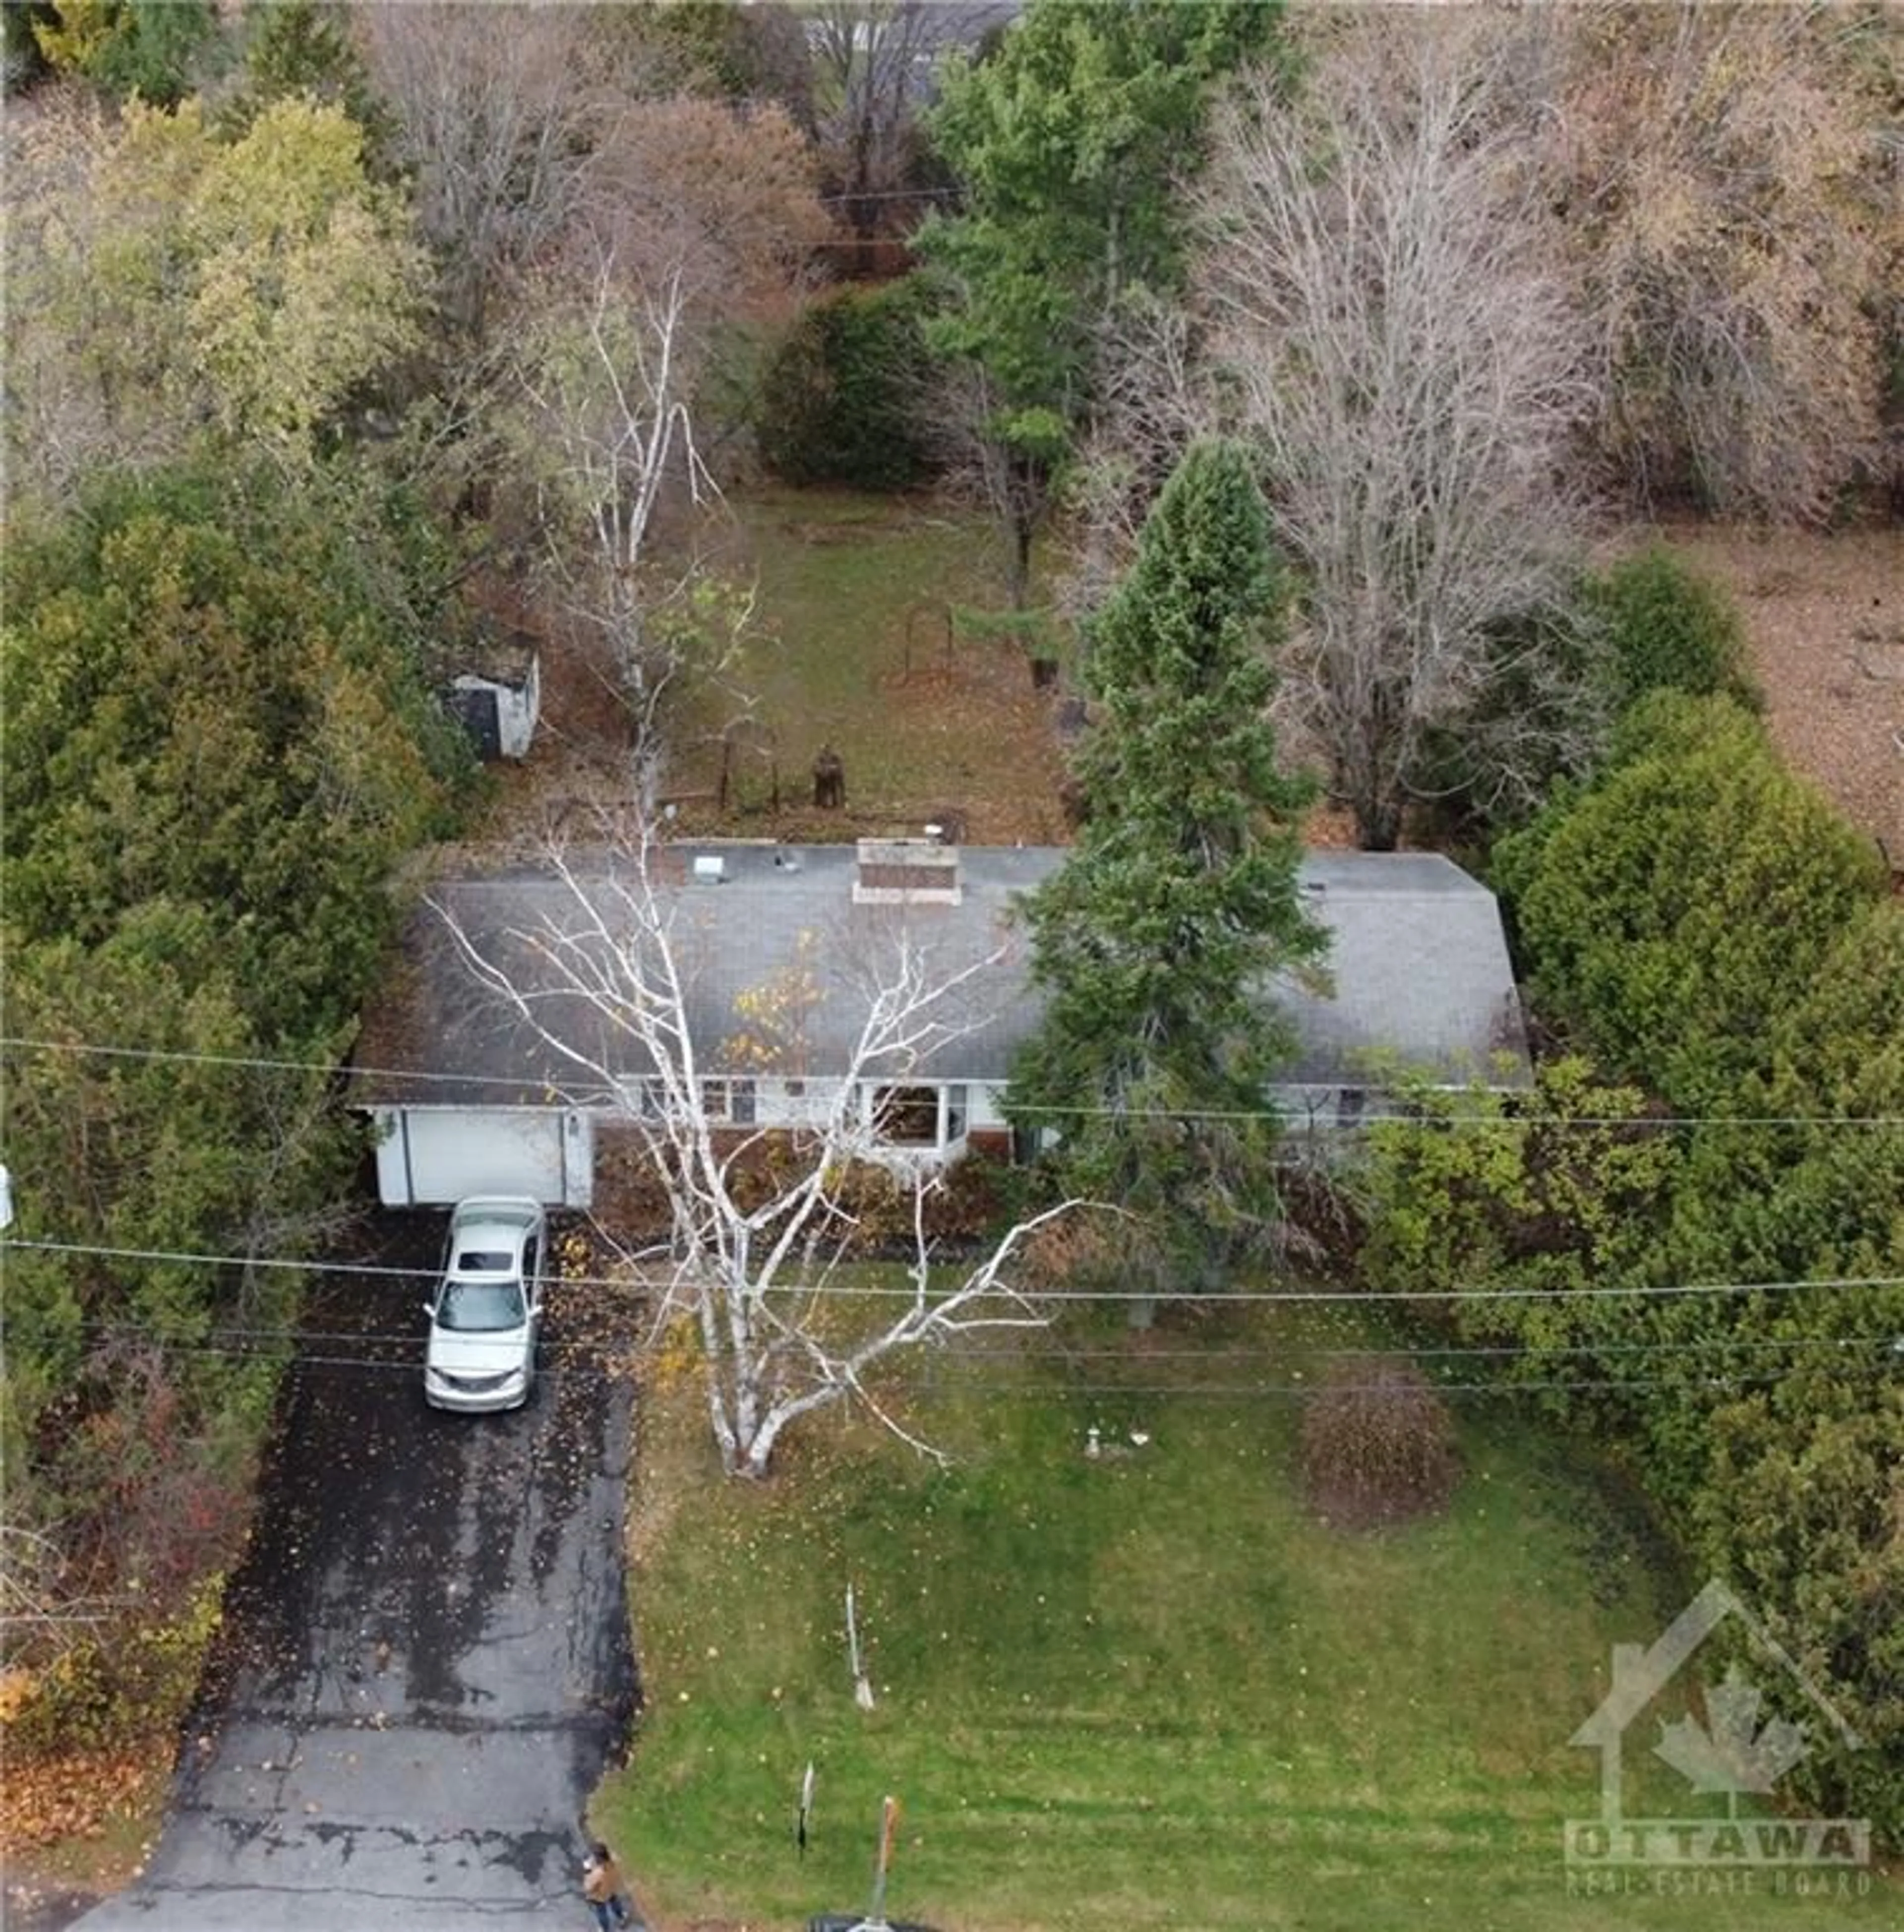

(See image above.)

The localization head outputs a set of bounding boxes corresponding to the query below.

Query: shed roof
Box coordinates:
[352,844,1528,1107]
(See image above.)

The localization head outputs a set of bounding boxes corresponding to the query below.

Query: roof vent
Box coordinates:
[691,854,726,885]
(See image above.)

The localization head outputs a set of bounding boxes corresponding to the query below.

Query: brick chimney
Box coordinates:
[853,835,961,906]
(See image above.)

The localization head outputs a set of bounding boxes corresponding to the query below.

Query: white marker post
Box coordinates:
[845,1581,874,1710]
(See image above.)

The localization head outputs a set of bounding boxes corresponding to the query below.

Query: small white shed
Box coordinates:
[446,621,541,761]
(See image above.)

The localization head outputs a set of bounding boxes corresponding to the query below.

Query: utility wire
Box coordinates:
[6,1036,1902,1130]
[66,1317,1903,1363]
[815,185,960,207]
[901,1370,1904,1402]
[7,1236,1903,1306]
[78,1353,1904,1400]
[44,1352,1904,1398]
[44,1321,1900,1398]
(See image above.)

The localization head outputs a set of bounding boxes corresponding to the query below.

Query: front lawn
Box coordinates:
[602,1304,1888,1930]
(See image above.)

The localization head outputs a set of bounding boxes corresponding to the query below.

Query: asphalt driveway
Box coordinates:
[70,1213,638,1929]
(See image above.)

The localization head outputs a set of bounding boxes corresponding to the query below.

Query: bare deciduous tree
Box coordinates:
[515,251,704,586]
[357,1,610,341]
[807,1,1007,246]
[1053,295,1205,632]
[1200,21,1596,848]
[1537,0,1897,523]
[501,95,828,800]
[586,93,833,325]
[0,1521,111,1675]
[2,91,160,513]
[434,835,1083,1479]
[927,360,1068,611]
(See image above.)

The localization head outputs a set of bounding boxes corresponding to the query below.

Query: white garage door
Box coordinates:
[373,1108,593,1209]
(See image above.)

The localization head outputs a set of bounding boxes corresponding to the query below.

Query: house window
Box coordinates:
[618,1076,666,1121]
[872,1084,940,1147]
[1336,1087,1367,1128]
[945,1084,969,1145]
[702,1078,757,1125]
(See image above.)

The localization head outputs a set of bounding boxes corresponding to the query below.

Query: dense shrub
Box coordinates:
[1493,692,1886,1110]
[1360,1055,1904,1833]
[1413,592,1614,836]
[0,461,465,1745]
[1370,699,1904,1843]
[2,1575,228,1761]
[1696,1368,1904,1832]
[1299,1359,1460,1530]
[1587,545,1758,713]
[758,278,937,490]
[32,0,224,107]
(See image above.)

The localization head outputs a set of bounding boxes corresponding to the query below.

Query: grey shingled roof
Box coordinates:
[1275,850,1532,1087]
[352,845,1529,1107]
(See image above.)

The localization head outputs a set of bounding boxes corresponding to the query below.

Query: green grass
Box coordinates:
[603,1304,1893,1930]
[681,488,1069,841]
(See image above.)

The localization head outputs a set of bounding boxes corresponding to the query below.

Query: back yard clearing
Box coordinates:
[479,492,1902,866]
[477,489,1072,849]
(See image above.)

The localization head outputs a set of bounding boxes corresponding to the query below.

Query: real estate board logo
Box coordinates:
[1563,1579,1872,1896]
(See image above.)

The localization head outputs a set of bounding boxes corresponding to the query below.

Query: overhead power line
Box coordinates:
[905,1369,1904,1402]
[68,1319,1902,1364]
[7,1235,1903,1307]
[6,1035,1902,1131]
[41,1344,1900,1406]
[48,1330,1904,1401]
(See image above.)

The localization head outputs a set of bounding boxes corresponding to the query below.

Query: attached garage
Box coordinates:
[372,1106,594,1210]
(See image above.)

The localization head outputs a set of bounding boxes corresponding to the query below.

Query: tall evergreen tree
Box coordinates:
[917,0,1287,601]
[220,0,396,166]
[1,459,466,1659]
[1009,440,1322,1294]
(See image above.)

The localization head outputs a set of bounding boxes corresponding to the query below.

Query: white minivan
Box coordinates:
[422,1197,546,1412]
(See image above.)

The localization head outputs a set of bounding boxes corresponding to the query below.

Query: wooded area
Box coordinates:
[1,0,1899,1877]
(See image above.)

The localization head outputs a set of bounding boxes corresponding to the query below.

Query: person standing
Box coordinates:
[581,1840,632,1930]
